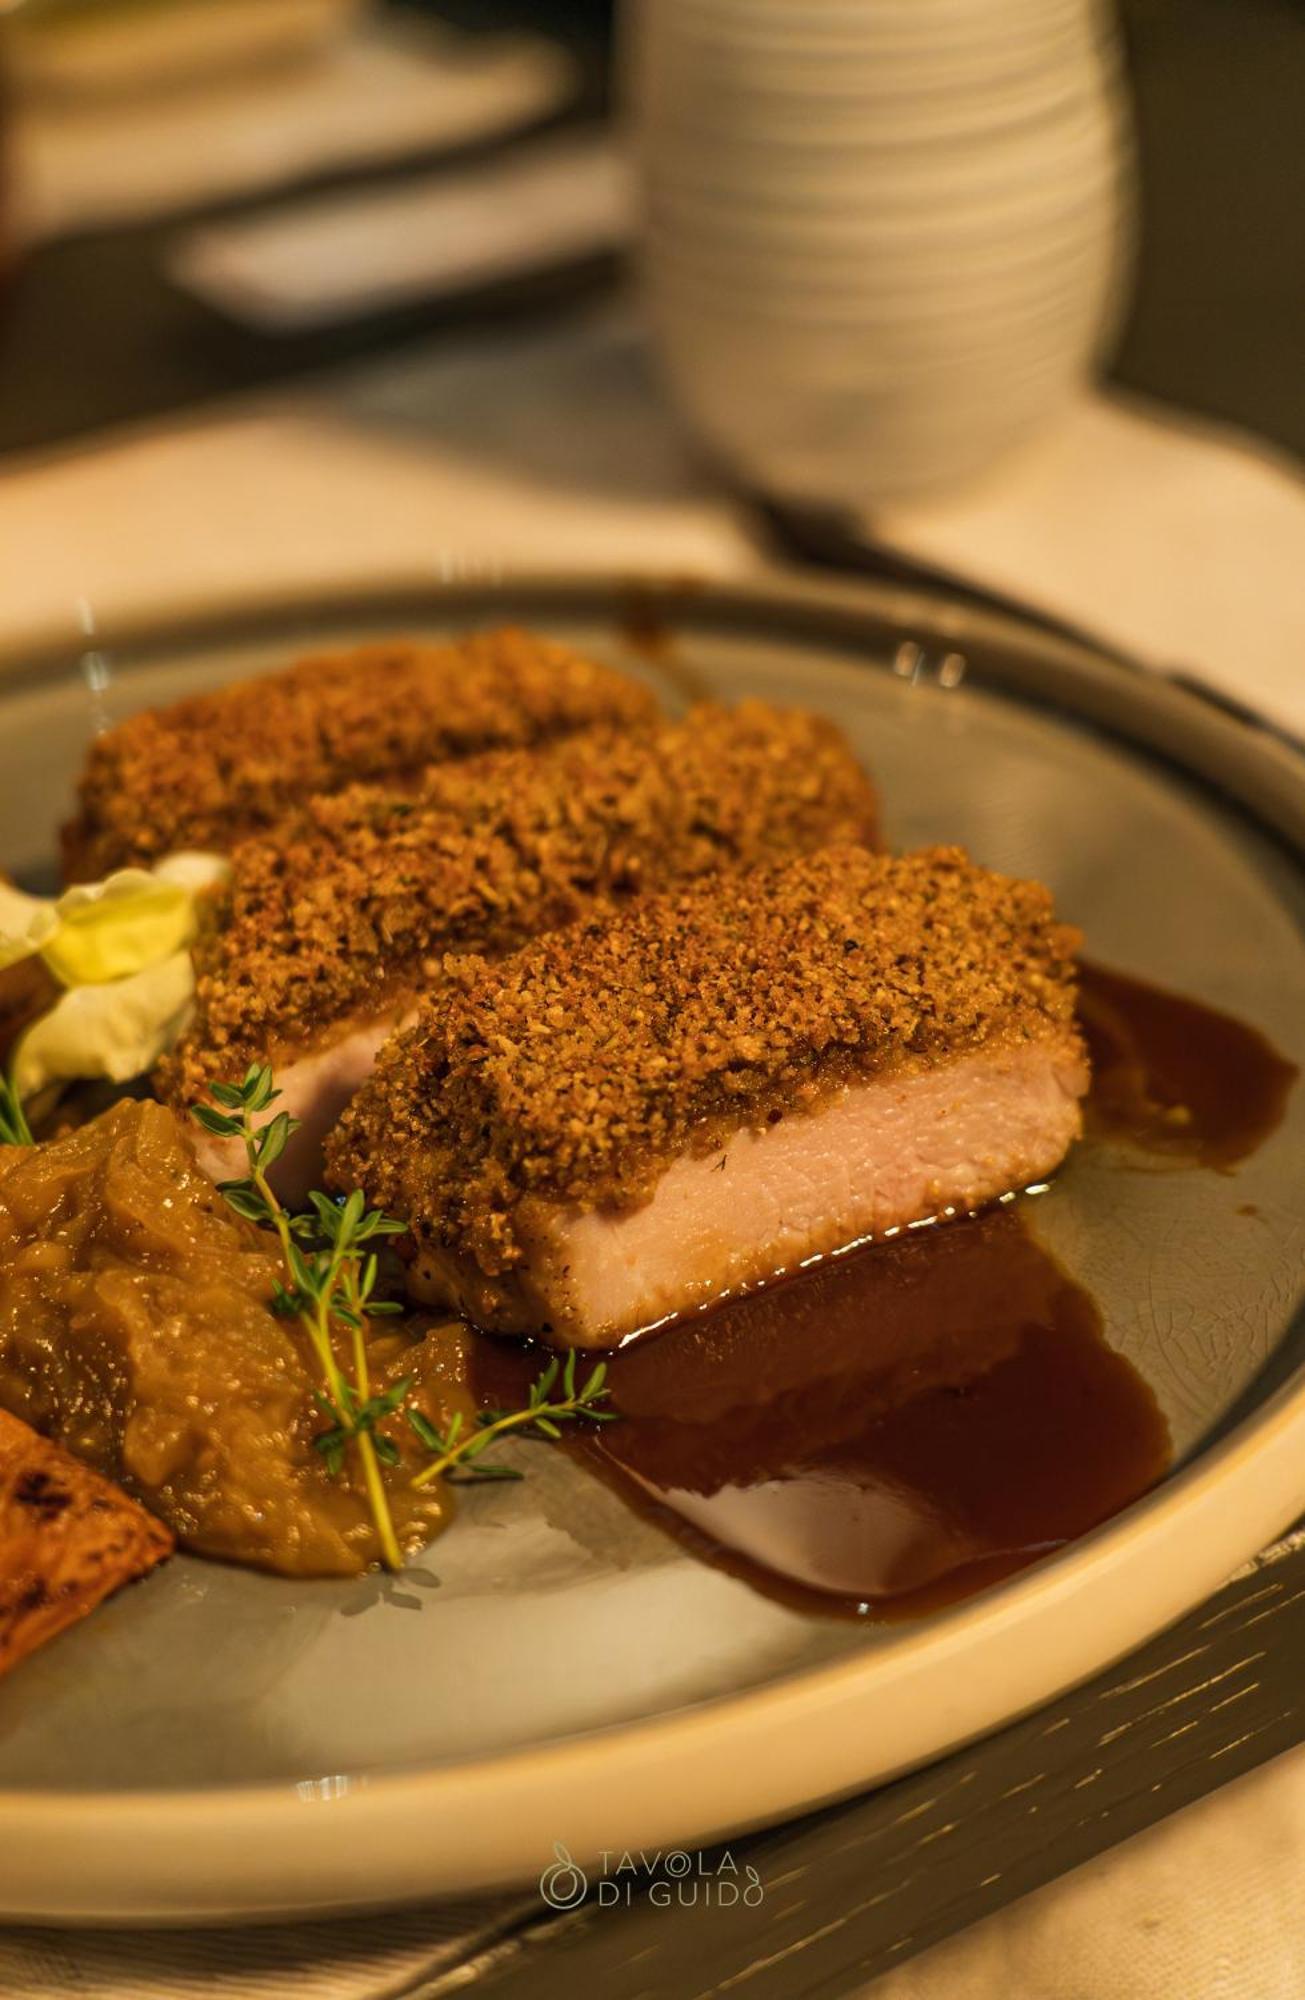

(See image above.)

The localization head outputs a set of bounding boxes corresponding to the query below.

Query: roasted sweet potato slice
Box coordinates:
[0,1407,173,1678]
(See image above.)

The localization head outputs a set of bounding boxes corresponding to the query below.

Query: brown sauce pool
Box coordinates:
[475,1207,1171,1620]
[473,964,1297,1620]
[1078,959,1297,1168]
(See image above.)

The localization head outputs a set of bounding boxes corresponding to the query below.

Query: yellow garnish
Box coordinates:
[3,852,228,1105]
[41,873,194,985]
[11,952,196,1104]
[0,884,58,971]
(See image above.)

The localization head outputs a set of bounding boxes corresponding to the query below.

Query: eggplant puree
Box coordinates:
[0,1099,465,1575]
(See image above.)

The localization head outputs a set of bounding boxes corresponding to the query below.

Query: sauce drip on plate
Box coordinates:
[474,963,1296,1620]
[474,1208,1170,1621]
[1078,960,1297,1167]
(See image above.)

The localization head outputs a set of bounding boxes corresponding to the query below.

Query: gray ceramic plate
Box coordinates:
[0,573,1303,1924]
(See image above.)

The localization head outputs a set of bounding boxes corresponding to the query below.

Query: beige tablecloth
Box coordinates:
[1,305,1303,1998]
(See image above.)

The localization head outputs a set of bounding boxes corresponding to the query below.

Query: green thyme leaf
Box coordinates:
[216,1183,274,1225]
[254,1110,299,1171]
[243,1065,278,1113]
[313,1429,347,1478]
[357,1210,407,1242]
[406,1408,444,1453]
[369,1377,413,1418]
[307,1190,340,1237]
[191,1103,242,1139]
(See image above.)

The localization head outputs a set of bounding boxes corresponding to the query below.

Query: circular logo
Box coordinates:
[539,1841,588,1910]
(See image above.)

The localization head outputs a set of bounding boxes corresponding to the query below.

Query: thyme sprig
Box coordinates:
[193,1064,619,1568]
[0,1075,34,1147]
[193,1065,409,1570]
[409,1350,616,1489]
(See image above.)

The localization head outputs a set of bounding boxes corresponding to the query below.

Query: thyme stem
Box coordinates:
[343,1261,402,1573]
[193,1068,406,1571]
[409,1350,615,1489]
[194,1067,617,1562]
[409,1404,568,1488]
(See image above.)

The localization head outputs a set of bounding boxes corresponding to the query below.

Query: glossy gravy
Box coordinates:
[1078,960,1297,1167]
[474,965,1296,1618]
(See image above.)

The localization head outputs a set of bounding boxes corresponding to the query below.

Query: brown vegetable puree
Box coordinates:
[0,1099,467,1576]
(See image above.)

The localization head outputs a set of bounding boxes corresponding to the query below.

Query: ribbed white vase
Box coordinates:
[623,0,1135,506]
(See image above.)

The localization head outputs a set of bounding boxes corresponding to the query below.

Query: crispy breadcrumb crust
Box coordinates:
[62,628,658,879]
[326,844,1084,1280]
[161,702,879,1104]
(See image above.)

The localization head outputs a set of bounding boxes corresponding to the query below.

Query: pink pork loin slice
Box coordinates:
[166,702,879,1200]
[327,844,1089,1349]
[189,1011,417,1207]
[413,1039,1087,1346]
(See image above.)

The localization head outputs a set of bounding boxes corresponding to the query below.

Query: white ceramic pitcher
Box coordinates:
[623,0,1135,506]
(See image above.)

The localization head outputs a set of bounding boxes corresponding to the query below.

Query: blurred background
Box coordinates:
[0,0,1299,460]
[0,0,1300,706]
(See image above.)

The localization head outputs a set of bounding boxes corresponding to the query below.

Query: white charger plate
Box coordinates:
[0,572,1302,1925]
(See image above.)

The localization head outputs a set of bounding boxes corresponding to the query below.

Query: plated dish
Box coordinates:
[0,575,1303,1923]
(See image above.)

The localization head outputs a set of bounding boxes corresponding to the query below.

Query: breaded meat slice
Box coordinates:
[63,626,659,878]
[328,845,1087,1347]
[164,703,878,1200]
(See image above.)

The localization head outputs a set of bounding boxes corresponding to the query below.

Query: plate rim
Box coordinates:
[5,565,1303,849]
[1,567,1303,1923]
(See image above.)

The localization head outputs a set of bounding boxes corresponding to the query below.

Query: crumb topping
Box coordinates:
[63,627,658,879]
[162,702,878,1102]
[327,845,1083,1277]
